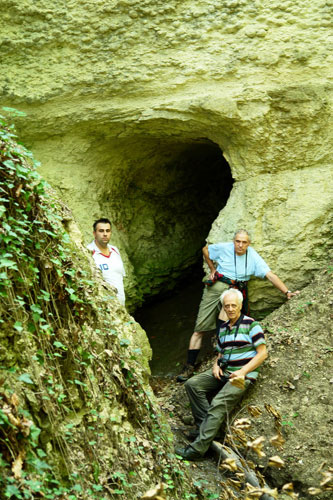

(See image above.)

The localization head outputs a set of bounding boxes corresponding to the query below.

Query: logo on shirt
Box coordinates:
[99,264,109,271]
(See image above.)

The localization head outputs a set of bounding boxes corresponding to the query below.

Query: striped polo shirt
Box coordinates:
[216,315,266,380]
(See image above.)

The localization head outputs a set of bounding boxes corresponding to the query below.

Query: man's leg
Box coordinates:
[177,282,227,383]
[175,370,223,460]
[190,379,251,456]
[184,369,223,427]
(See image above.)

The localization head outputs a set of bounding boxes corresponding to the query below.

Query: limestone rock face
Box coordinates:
[1,0,332,312]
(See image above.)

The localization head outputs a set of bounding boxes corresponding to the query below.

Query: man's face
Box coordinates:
[233,233,250,256]
[94,223,111,247]
[223,294,242,323]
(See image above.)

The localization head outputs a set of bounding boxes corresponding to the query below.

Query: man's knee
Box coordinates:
[184,375,198,394]
[184,377,194,390]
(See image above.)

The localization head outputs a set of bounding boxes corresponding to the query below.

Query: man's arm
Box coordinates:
[202,245,217,280]
[229,344,268,379]
[265,271,300,299]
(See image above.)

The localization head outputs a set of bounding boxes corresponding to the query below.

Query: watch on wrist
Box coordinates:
[285,290,292,295]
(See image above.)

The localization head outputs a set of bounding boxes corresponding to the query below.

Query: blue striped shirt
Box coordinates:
[216,315,266,380]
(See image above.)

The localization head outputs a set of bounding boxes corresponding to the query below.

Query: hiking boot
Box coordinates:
[176,364,195,383]
[175,445,204,461]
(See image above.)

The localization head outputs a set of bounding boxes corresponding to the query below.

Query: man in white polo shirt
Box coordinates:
[87,218,126,306]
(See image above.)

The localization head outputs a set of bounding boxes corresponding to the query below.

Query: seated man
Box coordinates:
[176,288,267,461]
[177,228,297,382]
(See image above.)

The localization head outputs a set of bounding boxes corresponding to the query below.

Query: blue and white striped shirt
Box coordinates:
[216,315,266,380]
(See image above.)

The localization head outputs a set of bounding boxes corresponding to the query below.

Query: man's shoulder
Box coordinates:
[247,245,267,263]
[110,245,121,254]
[210,241,233,247]
[209,241,233,252]
[87,240,96,251]
[242,315,263,332]
[247,245,260,257]
[242,314,255,323]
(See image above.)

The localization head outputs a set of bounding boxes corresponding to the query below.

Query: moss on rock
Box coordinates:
[0,116,197,499]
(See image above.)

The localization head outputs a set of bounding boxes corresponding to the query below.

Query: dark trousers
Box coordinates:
[185,368,251,455]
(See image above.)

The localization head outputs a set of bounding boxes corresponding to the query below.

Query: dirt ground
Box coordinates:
[151,265,333,499]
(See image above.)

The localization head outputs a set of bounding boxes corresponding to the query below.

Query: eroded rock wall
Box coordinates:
[1,0,332,313]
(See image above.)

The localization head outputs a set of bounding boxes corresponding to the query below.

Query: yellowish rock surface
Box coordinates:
[1,0,332,313]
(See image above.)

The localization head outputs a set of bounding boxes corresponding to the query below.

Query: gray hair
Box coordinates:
[220,288,243,306]
[233,229,251,241]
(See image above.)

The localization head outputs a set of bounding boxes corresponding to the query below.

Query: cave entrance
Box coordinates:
[132,138,233,376]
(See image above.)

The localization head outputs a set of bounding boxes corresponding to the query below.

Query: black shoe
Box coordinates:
[175,445,204,461]
[176,364,195,383]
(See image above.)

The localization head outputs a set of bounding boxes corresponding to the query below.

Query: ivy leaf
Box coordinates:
[18,373,34,385]
[3,159,16,170]
[5,484,22,498]
[53,341,67,350]
[14,321,23,332]
[2,106,27,117]
[0,257,18,270]
[74,379,87,387]
[29,425,41,447]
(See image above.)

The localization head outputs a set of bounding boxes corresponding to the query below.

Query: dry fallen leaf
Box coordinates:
[247,405,262,417]
[264,404,281,420]
[223,486,238,500]
[141,482,166,499]
[229,375,245,389]
[220,457,238,472]
[283,381,296,390]
[282,482,299,498]
[282,483,294,493]
[7,413,20,427]
[15,183,23,197]
[244,483,265,499]
[10,393,19,409]
[316,461,327,472]
[320,469,333,490]
[226,478,242,491]
[247,436,266,458]
[230,427,247,447]
[270,433,285,450]
[308,487,322,495]
[262,487,279,499]
[19,418,33,437]
[234,418,251,430]
[12,450,25,479]
[268,456,285,468]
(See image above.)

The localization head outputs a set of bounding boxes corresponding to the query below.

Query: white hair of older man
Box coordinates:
[220,288,243,305]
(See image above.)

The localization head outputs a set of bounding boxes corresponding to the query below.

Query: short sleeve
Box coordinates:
[253,252,270,279]
[208,243,225,261]
[250,321,266,347]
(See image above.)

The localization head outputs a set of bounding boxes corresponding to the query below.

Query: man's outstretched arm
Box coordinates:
[266,271,300,299]
[202,245,217,280]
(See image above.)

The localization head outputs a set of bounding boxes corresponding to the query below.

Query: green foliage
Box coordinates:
[0,112,198,500]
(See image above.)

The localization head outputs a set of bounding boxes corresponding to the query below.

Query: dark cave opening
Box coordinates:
[133,139,233,375]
